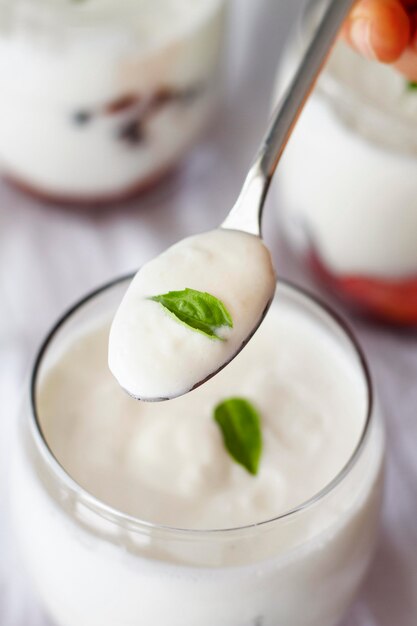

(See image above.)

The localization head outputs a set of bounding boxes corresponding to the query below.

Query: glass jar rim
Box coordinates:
[2,0,225,57]
[6,0,224,22]
[28,274,374,538]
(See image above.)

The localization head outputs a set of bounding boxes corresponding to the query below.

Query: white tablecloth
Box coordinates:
[0,1,416,624]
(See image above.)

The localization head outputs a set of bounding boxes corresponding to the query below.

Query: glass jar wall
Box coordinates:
[275,0,417,324]
[0,0,227,204]
[11,277,384,626]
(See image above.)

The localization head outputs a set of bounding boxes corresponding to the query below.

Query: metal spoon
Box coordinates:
[112,0,355,402]
[222,0,355,236]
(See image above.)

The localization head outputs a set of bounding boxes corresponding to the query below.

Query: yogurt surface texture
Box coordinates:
[12,280,384,626]
[108,229,276,401]
[45,300,363,528]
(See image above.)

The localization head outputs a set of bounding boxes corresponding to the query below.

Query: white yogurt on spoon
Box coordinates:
[108,229,276,400]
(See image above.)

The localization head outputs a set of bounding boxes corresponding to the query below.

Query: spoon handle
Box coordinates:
[222,0,356,236]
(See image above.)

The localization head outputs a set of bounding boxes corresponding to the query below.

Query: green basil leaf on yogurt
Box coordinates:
[406,80,417,92]
[149,288,233,340]
[214,398,262,475]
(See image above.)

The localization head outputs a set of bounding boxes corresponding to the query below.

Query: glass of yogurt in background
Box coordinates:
[274,0,417,325]
[11,275,384,626]
[0,0,226,204]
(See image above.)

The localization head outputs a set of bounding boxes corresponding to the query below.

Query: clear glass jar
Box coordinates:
[11,276,384,626]
[0,0,227,204]
[275,0,417,324]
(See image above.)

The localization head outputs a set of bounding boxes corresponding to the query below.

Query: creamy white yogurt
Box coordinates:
[276,40,417,277]
[45,302,363,528]
[109,229,276,400]
[0,0,225,201]
[11,280,384,626]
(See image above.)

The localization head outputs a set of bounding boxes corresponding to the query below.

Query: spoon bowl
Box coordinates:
[109,228,276,401]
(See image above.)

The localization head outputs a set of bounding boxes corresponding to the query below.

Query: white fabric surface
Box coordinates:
[0,1,416,624]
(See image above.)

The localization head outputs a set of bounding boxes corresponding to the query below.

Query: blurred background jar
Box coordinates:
[274,0,417,325]
[0,0,227,205]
